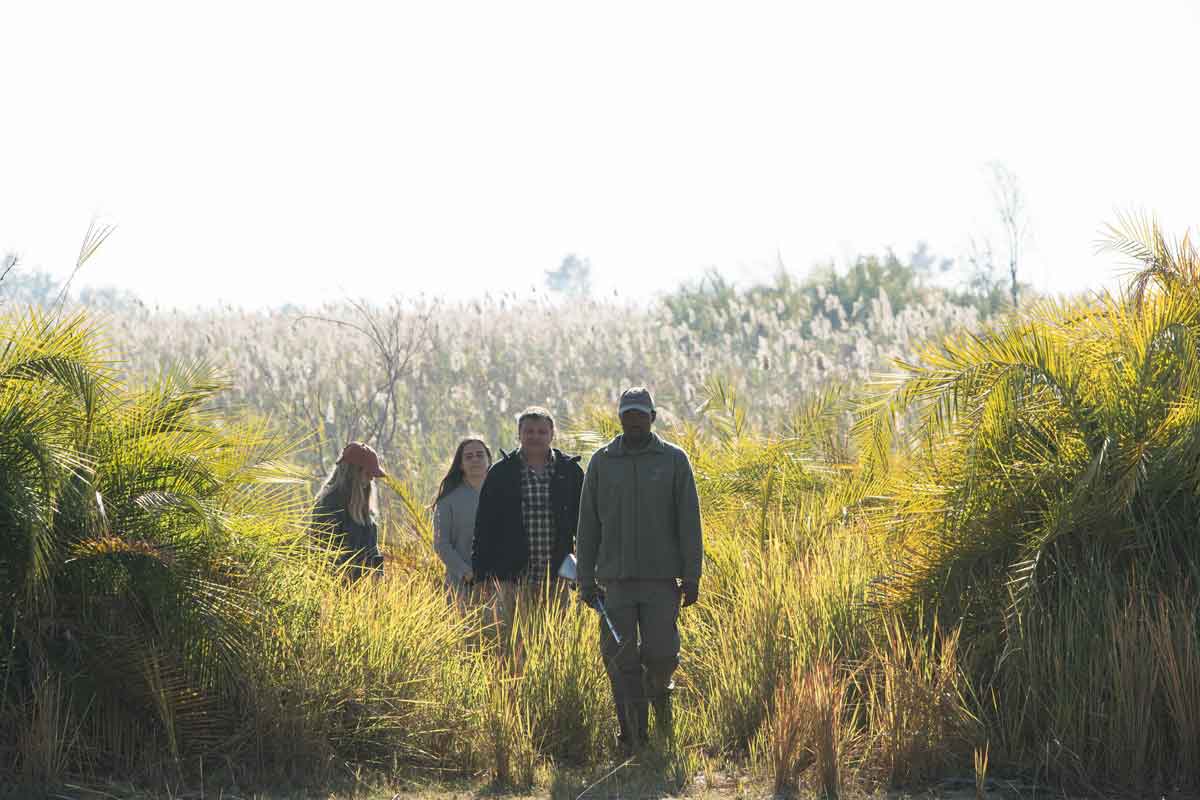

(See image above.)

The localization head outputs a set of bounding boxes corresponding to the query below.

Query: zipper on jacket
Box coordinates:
[632,454,639,571]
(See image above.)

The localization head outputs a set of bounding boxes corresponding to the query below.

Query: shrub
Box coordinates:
[855,218,1200,792]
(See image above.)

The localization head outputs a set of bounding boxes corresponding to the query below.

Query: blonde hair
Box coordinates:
[315,461,377,525]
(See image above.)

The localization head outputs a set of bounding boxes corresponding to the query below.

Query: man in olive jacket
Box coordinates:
[577,387,703,751]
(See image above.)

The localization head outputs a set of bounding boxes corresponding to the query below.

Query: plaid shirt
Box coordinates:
[520,449,556,582]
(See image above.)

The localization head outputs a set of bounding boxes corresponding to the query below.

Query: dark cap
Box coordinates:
[337,441,385,478]
[618,386,654,416]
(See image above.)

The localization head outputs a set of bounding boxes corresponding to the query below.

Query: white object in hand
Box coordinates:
[558,553,579,582]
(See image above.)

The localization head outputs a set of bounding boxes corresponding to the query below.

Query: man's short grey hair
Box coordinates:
[517,406,555,430]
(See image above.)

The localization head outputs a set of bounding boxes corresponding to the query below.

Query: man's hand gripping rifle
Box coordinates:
[558,554,622,646]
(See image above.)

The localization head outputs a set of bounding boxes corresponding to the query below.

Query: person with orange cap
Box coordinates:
[313,441,387,581]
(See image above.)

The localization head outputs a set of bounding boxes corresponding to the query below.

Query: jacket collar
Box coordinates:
[607,432,665,457]
[519,447,556,470]
[499,446,580,465]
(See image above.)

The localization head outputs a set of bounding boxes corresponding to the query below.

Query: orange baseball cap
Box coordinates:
[337,441,386,478]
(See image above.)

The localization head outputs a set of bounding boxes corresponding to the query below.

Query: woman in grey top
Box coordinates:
[432,437,492,603]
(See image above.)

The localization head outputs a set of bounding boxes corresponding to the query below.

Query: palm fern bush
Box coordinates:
[0,308,312,787]
[11,222,1200,795]
[856,219,1200,791]
[662,383,881,760]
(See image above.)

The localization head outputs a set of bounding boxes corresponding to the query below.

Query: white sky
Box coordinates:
[3,1,1199,309]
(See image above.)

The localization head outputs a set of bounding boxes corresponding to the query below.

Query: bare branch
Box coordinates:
[0,252,18,286]
[986,162,1030,308]
[294,297,437,471]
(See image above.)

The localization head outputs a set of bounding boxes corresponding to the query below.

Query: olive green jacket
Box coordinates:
[576,433,703,584]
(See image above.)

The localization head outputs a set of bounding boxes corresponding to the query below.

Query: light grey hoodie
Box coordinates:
[433,483,479,584]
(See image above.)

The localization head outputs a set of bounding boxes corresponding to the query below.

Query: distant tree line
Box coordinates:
[659,242,1027,347]
[3,240,1026,327]
[0,255,144,312]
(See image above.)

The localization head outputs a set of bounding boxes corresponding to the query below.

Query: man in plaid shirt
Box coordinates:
[520,441,557,583]
[472,407,585,609]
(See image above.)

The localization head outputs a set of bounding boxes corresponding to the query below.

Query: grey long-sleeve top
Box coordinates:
[433,484,480,584]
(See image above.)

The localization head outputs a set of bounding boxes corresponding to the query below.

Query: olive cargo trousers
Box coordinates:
[599,579,681,745]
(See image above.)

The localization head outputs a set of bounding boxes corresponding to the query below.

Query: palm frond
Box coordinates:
[1101,211,1200,307]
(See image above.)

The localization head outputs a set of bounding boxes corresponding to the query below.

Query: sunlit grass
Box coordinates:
[8,220,1200,796]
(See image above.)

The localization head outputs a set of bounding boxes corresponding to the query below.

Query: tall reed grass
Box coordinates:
[7,220,1200,796]
[102,283,980,496]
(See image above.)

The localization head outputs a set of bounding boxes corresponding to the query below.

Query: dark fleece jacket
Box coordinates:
[471,447,584,581]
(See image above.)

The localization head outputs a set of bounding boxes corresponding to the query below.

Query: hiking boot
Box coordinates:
[651,692,674,742]
[635,699,649,745]
[615,700,649,757]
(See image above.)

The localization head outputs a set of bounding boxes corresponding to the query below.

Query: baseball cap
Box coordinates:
[337,441,386,478]
[618,386,655,416]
